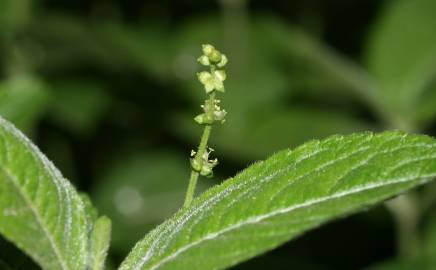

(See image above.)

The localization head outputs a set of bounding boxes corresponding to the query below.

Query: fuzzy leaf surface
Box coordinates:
[0,117,89,270]
[120,131,436,270]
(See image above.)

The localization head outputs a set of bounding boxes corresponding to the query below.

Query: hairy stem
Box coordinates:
[184,171,199,208]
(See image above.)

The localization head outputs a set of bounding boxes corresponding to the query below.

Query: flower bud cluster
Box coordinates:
[196,44,227,94]
[197,44,228,68]
[194,99,227,125]
[190,148,219,177]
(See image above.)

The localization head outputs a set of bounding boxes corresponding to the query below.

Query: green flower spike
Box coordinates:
[184,44,229,207]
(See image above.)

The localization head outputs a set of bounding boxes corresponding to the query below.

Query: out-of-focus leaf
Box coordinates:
[49,80,110,137]
[365,0,436,127]
[0,74,50,132]
[0,0,32,33]
[368,208,436,270]
[368,258,434,270]
[28,14,171,77]
[415,83,436,128]
[236,108,374,157]
[26,14,124,70]
[0,117,90,270]
[255,17,385,118]
[424,213,436,259]
[120,131,436,270]
[98,22,171,79]
[93,152,211,253]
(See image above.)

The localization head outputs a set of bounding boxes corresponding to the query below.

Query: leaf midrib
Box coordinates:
[141,174,434,270]
[0,166,70,270]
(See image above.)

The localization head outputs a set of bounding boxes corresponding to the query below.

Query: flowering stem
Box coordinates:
[184,91,216,207]
[183,44,227,208]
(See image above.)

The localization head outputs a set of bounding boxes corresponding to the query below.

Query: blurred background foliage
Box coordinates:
[1,0,436,269]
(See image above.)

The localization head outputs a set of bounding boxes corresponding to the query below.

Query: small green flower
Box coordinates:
[190,158,202,172]
[214,109,227,123]
[214,70,226,81]
[212,99,227,123]
[202,44,215,56]
[197,55,210,66]
[199,148,218,177]
[194,113,212,125]
[194,99,227,125]
[200,159,218,177]
[201,44,228,66]
[208,50,222,63]
[190,147,219,177]
[217,54,228,68]
[197,70,226,93]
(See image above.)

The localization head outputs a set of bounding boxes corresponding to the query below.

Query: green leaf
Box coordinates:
[415,82,436,128]
[26,14,120,70]
[28,14,170,77]
[424,212,436,259]
[97,22,171,79]
[365,0,436,126]
[0,117,89,270]
[120,131,436,270]
[80,193,99,233]
[48,80,111,137]
[255,17,384,118]
[89,216,112,270]
[0,74,51,132]
[0,0,32,33]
